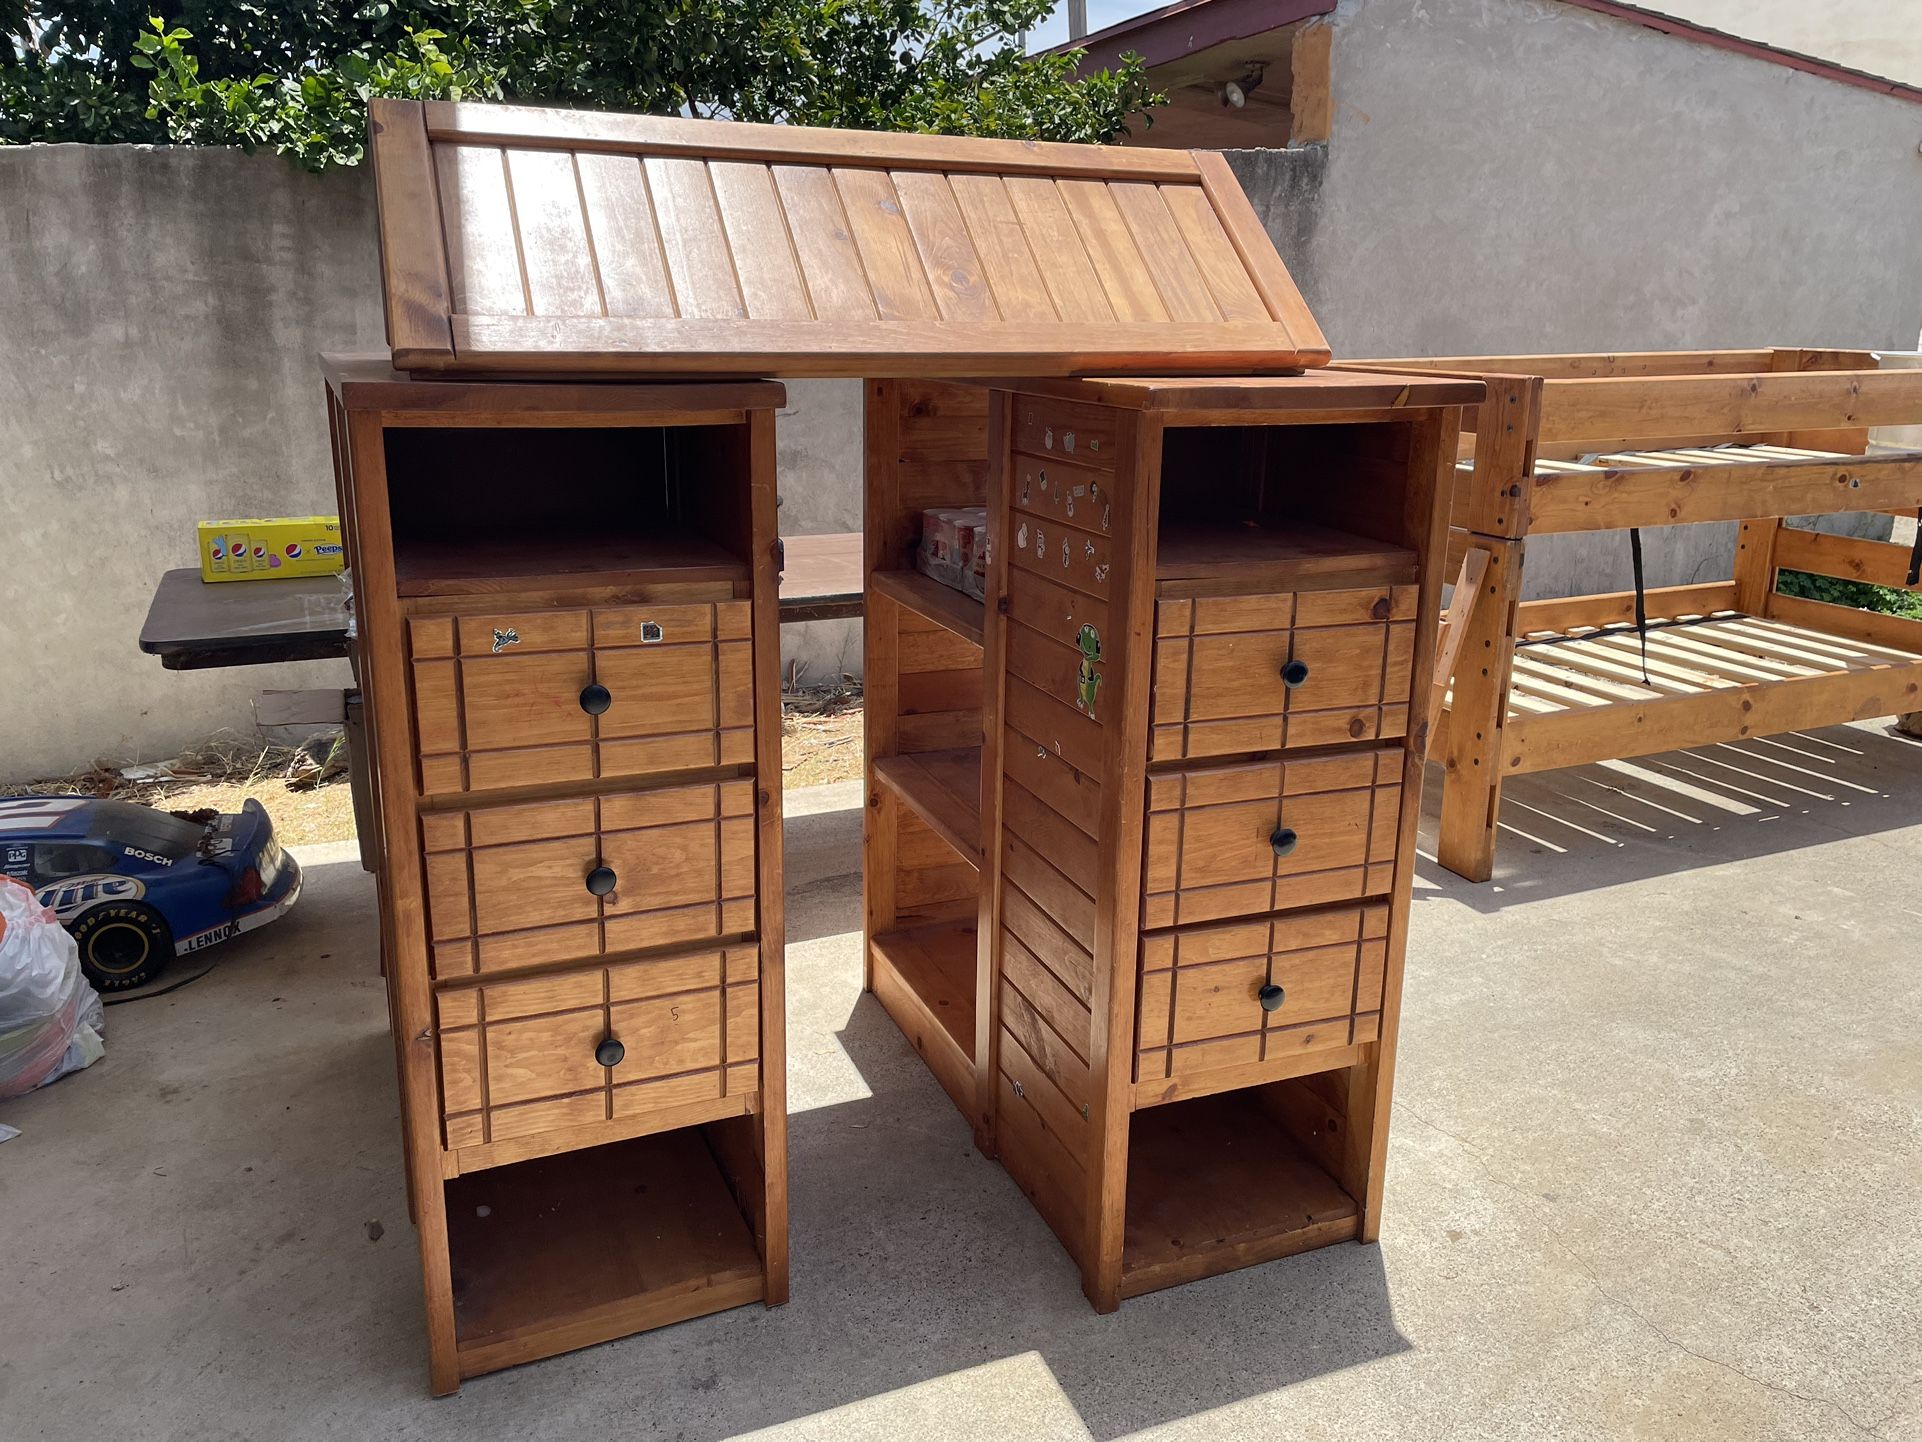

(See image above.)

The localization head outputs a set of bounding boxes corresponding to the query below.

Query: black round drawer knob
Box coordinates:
[1270,827,1299,858]
[585,864,617,896]
[1280,659,1310,688]
[595,1037,625,1067]
[1259,984,1286,1013]
[579,683,612,716]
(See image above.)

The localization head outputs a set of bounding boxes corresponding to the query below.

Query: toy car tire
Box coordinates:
[69,901,173,993]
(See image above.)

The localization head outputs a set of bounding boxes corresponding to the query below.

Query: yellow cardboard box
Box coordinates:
[198,517,345,582]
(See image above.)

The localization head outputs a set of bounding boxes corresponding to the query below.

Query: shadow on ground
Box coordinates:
[1416,721,1922,910]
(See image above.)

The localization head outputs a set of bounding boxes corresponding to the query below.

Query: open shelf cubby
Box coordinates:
[872,747,983,869]
[384,424,755,597]
[863,381,995,1141]
[869,919,979,1116]
[1120,1088,1361,1301]
[1155,422,1424,590]
[445,1127,767,1377]
[871,569,986,646]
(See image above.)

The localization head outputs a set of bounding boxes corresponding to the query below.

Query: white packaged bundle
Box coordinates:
[0,877,105,1099]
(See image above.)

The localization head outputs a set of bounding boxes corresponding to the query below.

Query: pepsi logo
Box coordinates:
[285,543,302,559]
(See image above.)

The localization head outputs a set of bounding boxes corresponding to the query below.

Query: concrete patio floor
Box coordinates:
[3,720,1919,1441]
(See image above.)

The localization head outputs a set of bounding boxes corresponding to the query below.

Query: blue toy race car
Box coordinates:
[0,796,302,992]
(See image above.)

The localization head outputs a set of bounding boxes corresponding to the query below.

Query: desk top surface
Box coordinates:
[369,99,1329,380]
[139,568,352,671]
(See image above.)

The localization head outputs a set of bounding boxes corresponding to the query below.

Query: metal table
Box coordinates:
[138,533,865,671]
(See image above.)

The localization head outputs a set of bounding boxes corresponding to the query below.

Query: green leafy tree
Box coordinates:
[2,2,1161,168]
[1777,568,1922,620]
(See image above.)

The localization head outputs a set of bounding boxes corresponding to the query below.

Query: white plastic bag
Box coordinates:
[0,876,105,1099]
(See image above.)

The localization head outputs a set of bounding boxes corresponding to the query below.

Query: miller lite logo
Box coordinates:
[36,874,145,920]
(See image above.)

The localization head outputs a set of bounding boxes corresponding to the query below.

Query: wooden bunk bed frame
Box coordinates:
[1361,347,1922,882]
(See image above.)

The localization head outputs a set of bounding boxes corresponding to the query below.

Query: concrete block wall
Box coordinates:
[1228,0,1922,598]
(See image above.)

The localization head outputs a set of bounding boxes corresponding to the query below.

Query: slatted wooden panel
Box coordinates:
[987,390,1136,1267]
[371,99,1328,376]
[1485,611,1922,773]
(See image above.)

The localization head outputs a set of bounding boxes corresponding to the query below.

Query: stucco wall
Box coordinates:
[0,144,864,779]
[1229,0,1922,599]
[0,146,379,782]
[1659,0,1922,88]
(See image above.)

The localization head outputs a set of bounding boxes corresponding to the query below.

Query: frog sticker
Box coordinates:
[1074,623,1103,718]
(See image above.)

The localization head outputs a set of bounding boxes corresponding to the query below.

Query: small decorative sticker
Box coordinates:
[1016,522,1029,551]
[1093,562,1110,584]
[1083,540,1095,559]
[639,621,664,644]
[1101,503,1112,532]
[1038,469,1049,491]
[1060,539,1071,569]
[1043,427,1055,451]
[490,627,520,654]
[1075,623,1103,718]
[1035,527,1046,558]
[1020,477,1031,505]
[1063,430,1077,454]
[1065,493,1074,518]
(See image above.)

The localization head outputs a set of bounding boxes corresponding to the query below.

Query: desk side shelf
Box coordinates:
[862,381,998,1148]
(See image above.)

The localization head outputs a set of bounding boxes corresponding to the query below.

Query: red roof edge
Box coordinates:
[1063,0,1337,75]
[1060,0,1922,107]
[1560,0,1922,104]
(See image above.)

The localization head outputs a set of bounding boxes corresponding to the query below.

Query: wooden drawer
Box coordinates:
[1142,749,1401,930]
[422,779,756,978]
[409,601,754,796]
[1150,586,1417,762]
[436,943,760,1152]
[1136,904,1389,1093]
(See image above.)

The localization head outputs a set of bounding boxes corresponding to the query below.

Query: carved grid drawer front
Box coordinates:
[409,601,753,796]
[1011,397,1121,473]
[1136,903,1389,1088]
[423,780,756,979]
[436,944,760,1151]
[1150,586,1416,762]
[1143,748,1401,930]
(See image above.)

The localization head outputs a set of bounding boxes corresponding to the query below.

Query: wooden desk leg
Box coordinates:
[1436,535,1523,883]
